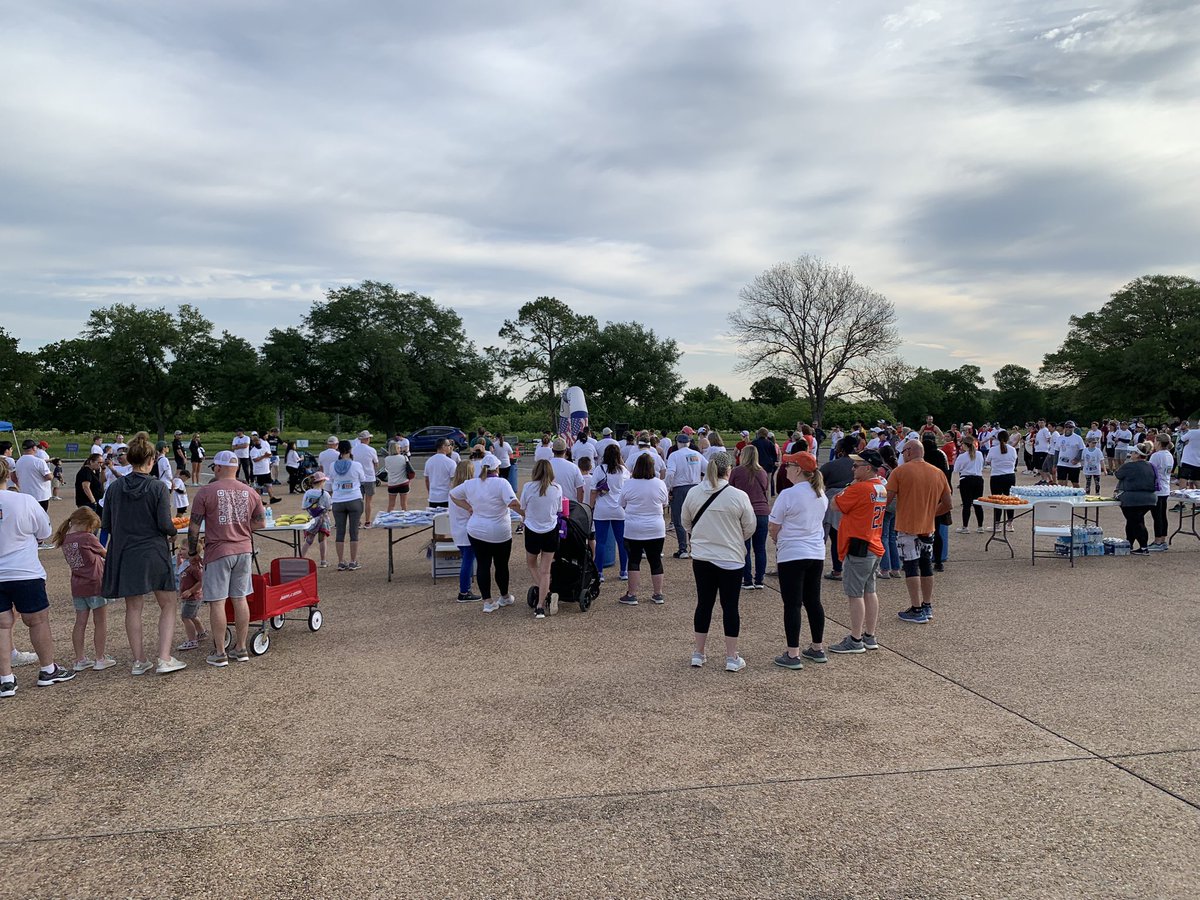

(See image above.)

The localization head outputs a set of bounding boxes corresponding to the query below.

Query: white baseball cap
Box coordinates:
[906,432,921,441]
[212,450,239,468]
[480,453,501,469]
[326,436,339,445]
[602,427,612,435]
[358,430,372,439]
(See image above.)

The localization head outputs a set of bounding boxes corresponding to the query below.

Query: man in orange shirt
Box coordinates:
[829,451,888,653]
[887,442,952,624]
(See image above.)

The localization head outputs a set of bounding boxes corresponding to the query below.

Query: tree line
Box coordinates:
[3,267,1194,440]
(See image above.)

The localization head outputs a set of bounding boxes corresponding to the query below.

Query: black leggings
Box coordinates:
[691,559,742,638]
[1121,506,1151,550]
[624,537,665,575]
[959,475,984,526]
[778,558,824,646]
[468,536,512,599]
[1152,496,1169,539]
[990,473,1016,523]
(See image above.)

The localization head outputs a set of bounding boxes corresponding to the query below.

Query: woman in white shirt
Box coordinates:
[383,443,413,513]
[681,451,756,672]
[447,460,480,603]
[329,440,368,571]
[533,434,554,463]
[590,444,629,584]
[1149,434,1175,550]
[768,451,830,669]
[619,452,669,606]
[986,430,1019,531]
[450,454,521,613]
[493,432,515,490]
[285,442,302,494]
[952,437,985,533]
[519,460,564,619]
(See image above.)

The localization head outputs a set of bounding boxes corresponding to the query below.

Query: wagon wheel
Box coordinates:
[269,615,285,630]
[308,607,323,631]
[225,625,236,653]
[251,631,270,656]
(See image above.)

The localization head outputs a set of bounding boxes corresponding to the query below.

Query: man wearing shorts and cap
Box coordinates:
[887,441,951,624]
[351,430,379,526]
[188,450,265,666]
[1055,421,1086,487]
[829,451,888,653]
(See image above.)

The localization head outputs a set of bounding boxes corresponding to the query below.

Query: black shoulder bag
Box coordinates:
[689,486,728,532]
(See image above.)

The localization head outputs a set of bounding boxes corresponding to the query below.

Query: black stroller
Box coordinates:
[528,500,600,612]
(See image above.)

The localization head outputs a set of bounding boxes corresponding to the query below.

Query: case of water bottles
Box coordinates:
[1055,525,1105,558]
[1103,538,1131,556]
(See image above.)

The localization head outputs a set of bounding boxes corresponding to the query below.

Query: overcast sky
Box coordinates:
[3,1,1198,400]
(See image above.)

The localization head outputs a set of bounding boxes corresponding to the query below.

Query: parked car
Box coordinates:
[406,426,468,453]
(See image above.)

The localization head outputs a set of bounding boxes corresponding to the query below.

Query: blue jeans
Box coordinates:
[936,522,949,563]
[881,511,899,572]
[457,544,476,594]
[595,518,628,574]
[742,514,769,585]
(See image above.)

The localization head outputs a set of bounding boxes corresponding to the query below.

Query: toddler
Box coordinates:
[52,507,115,671]
[301,471,332,567]
[175,539,208,650]
[50,457,65,500]
[1082,438,1103,494]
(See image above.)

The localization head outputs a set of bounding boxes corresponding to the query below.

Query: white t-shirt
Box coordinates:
[286,449,300,468]
[351,441,378,481]
[633,446,666,479]
[953,451,984,478]
[619,443,640,466]
[1082,447,1104,475]
[658,438,672,458]
[250,444,272,476]
[620,477,668,541]
[1149,449,1174,495]
[533,444,554,462]
[383,454,411,486]
[318,447,340,477]
[171,477,189,510]
[90,443,104,456]
[550,457,584,501]
[232,435,251,458]
[451,477,516,543]
[393,437,410,456]
[1035,428,1052,453]
[156,455,173,487]
[768,481,828,562]
[702,445,727,461]
[14,454,51,502]
[665,447,704,489]
[594,437,619,462]
[492,442,513,467]
[592,464,627,521]
[0,490,51,580]
[1049,433,1062,453]
[988,445,1017,476]
[424,453,458,503]
[1085,429,1103,446]
[447,491,471,546]
[329,461,367,503]
[1180,430,1200,468]
[1113,429,1133,451]
[1057,433,1086,468]
[571,439,597,466]
[520,480,563,534]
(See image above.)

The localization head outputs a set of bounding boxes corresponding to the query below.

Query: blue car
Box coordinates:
[407,426,468,453]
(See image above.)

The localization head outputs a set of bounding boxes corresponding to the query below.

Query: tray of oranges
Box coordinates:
[979,495,1028,506]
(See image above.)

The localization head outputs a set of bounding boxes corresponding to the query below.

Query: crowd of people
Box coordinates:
[3,413,1197,695]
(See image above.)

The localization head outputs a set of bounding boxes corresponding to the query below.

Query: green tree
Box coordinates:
[991,364,1044,426]
[729,255,898,426]
[748,376,793,406]
[494,297,598,428]
[1042,275,1200,420]
[0,328,39,425]
[260,327,312,430]
[894,370,945,426]
[304,281,489,432]
[930,365,987,425]
[558,322,683,425]
[82,304,214,439]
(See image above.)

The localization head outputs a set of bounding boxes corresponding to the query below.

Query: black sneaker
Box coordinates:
[801,646,828,664]
[0,679,15,698]
[36,665,76,686]
[672,549,690,559]
[774,653,803,670]
[1131,547,1150,555]
[933,562,944,573]
[457,592,481,603]
[270,496,282,504]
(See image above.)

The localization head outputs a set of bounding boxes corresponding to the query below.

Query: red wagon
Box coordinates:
[224,557,323,657]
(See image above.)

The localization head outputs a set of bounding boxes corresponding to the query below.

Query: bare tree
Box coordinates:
[729,256,898,425]
[849,354,914,413]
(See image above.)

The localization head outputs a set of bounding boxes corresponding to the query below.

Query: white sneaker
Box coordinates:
[690,652,706,668]
[10,650,39,667]
[482,601,500,613]
[156,656,187,675]
[131,661,154,676]
[73,658,95,672]
[976,526,987,533]
[955,527,969,534]
[725,656,747,673]
[548,594,559,616]
[497,595,515,607]
[92,655,117,671]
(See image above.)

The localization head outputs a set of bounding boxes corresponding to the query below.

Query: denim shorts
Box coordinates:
[180,598,203,619]
[72,594,112,612]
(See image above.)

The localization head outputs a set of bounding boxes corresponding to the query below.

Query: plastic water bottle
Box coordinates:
[263,505,275,528]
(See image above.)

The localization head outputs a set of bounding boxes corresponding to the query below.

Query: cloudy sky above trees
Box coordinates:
[3,0,1198,399]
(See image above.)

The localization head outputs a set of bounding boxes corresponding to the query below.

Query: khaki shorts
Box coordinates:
[360,480,376,497]
[842,553,881,598]
[202,553,253,602]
